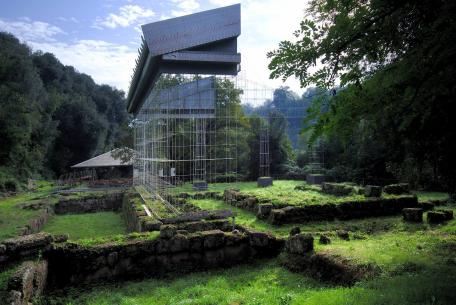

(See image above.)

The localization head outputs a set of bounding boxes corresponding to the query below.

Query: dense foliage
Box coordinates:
[0,32,130,191]
[268,0,456,191]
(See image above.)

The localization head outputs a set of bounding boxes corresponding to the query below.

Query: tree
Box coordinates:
[0,33,56,190]
[268,0,456,191]
[0,32,131,186]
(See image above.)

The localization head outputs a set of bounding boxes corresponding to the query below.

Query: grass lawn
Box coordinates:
[413,191,450,202]
[42,212,126,241]
[0,181,56,241]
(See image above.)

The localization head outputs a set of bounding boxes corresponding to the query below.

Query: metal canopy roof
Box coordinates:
[71,149,133,168]
[141,4,240,56]
[126,4,241,115]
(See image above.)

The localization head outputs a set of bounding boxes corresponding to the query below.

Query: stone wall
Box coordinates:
[224,189,263,214]
[0,233,66,267]
[45,229,284,289]
[224,189,419,225]
[269,196,419,224]
[19,207,53,236]
[53,192,124,214]
[6,260,48,305]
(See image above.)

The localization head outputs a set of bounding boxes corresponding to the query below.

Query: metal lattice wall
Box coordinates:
[132,73,276,202]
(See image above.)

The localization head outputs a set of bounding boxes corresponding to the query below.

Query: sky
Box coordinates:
[0,0,308,95]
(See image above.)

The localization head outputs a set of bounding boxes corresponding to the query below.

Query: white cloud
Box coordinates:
[94,4,155,29]
[208,0,238,5]
[171,0,200,17]
[58,16,79,23]
[236,0,308,95]
[0,18,65,42]
[0,17,136,92]
[30,39,136,92]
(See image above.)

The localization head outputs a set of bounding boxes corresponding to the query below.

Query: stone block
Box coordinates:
[107,252,119,267]
[257,176,273,187]
[319,235,331,245]
[257,203,273,219]
[159,225,177,239]
[306,174,325,185]
[192,181,208,191]
[52,234,69,243]
[336,230,350,240]
[202,230,225,249]
[364,185,382,197]
[169,234,189,253]
[402,208,423,222]
[248,231,271,248]
[286,234,314,255]
[384,183,410,195]
[322,182,355,196]
[428,210,453,223]
[289,227,301,236]
[427,211,447,223]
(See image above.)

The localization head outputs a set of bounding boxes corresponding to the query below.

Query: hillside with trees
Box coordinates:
[0,32,130,191]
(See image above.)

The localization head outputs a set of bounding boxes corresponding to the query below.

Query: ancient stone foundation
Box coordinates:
[122,193,235,233]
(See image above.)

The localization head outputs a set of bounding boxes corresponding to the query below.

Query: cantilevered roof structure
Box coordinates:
[126,4,241,115]
[71,149,133,168]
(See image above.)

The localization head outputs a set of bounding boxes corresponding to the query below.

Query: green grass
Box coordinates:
[0,181,56,241]
[414,191,450,202]
[42,212,126,241]
[41,259,456,305]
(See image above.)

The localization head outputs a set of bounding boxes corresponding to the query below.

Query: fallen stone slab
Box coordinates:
[402,208,423,222]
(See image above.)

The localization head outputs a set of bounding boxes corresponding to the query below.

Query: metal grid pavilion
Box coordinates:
[132,73,274,202]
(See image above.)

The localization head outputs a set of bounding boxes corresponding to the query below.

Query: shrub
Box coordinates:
[0,168,22,193]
